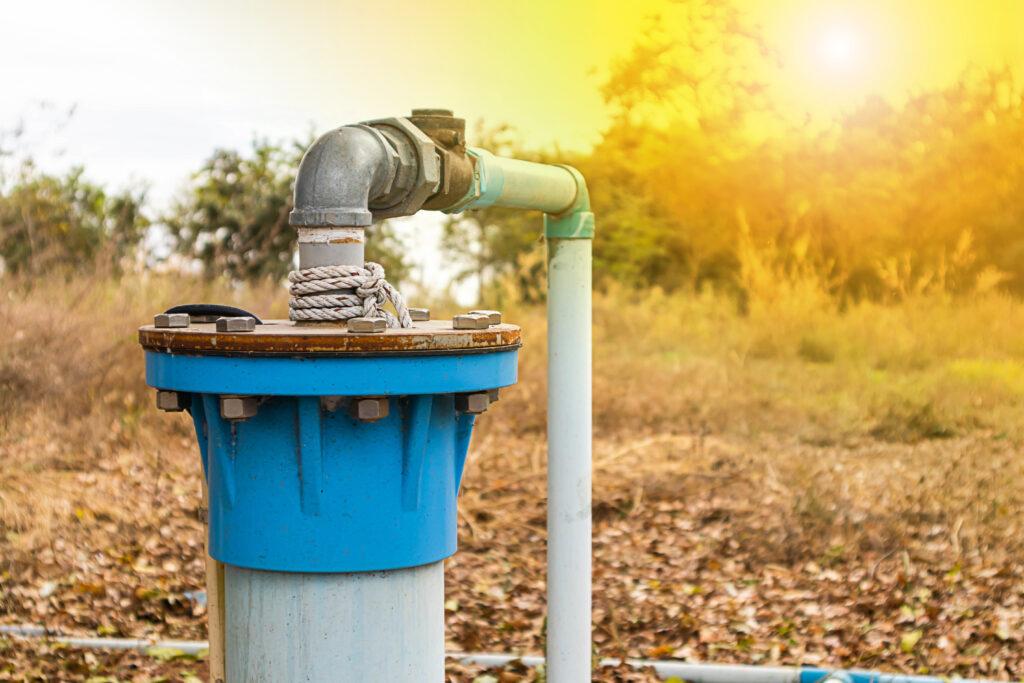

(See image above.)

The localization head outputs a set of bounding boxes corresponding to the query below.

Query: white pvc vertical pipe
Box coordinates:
[224,562,444,682]
[546,237,593,682]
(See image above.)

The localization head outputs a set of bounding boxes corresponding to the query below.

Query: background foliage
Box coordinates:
[449,3,1024,304]
[0,160,147,277]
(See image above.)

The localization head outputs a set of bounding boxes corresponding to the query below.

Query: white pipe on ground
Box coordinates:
[456,653,803,682]
[1,630,994,683]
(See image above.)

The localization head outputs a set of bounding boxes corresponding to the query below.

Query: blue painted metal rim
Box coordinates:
[145,347,518,396]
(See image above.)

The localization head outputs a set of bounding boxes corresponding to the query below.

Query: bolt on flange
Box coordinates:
[350,397,389,423]
[348,317,387,333]
[409,308,430,322]
[221,395,258,421]
[154,313,189,328]
[468,310,501,325]
[216,317,256,333]
[156,390,188,412]
[455,392,489,415]
[452,313,490,330]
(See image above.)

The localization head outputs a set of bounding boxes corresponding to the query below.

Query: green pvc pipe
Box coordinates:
[450,149,591,220]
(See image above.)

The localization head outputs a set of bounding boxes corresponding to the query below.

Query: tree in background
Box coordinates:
[449,0,1024,303]
[0,159,148,277]
[166,138,410,284]
[590,0,1024,299]
[443,1,786,297]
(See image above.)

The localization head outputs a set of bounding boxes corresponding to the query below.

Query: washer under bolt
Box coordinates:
[350,397,389,423]
[348,317,387,333]
[216,316,256,333]
[452,313,490,330]
[221,395,258,420]
[468,310,501,325]
[156,390,188,412]
[409,308,430,322]
[154,313,189,328]
[455,392,489,414]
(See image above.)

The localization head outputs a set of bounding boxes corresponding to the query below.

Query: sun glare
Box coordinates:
[820,27,860,69]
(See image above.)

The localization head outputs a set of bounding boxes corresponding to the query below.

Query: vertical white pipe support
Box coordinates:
[224,561,444,682]
[546,237,593,682]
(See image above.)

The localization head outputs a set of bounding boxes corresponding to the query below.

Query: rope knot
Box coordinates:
[287,262,413,327]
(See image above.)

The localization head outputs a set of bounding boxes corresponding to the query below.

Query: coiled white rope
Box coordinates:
[287,262,413,327]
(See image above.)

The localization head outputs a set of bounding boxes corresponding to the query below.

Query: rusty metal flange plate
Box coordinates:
[139,319,522,357]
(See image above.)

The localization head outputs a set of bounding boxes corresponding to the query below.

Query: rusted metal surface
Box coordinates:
[139,319,522,357]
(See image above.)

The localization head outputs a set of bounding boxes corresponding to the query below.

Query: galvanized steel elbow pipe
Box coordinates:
[288,116,444,268]
[289,125,397,229]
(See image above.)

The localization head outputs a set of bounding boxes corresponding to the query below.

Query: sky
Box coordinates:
[1,0,1022,296]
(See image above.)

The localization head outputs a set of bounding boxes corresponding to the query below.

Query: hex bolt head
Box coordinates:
[350,397,389,423]
[455,392,489,415]
[216,316,256,333]
[154,313,189,328]
[452,313,490,330]
[348,317,387,333]
[220,396,258,421]
[156,390,187,412]
[469,310,501,325]
[409,308,430,322]
[487,388,500,403]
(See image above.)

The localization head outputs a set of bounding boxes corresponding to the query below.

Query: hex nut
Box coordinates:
[348,317,387,333]
[220,396,258,421]
[409,308,430,322]
[156,390,187,412]
[488,388,500,403]
[363,117,441,219]
[350,397,389,423]
[154,313,189,328]
[468,309,501,325]
[452,313,490,330]
[216,316,256,333]
[455,392,489,415]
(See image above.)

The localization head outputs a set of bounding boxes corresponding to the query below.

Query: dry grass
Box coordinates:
[0,274,284,554]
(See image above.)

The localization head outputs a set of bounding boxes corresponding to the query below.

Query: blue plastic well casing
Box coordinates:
[144,348,517,573]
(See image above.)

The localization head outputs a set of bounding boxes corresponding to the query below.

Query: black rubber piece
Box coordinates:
[163,304,263,324]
